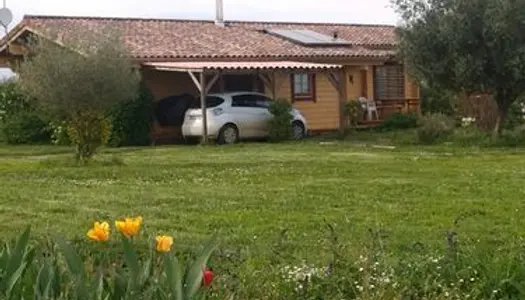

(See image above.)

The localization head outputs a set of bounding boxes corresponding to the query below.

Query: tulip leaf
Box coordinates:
[112,271,127,300]
[56,238,85,279]
[5,261,27,298]
[34,262,50,298]
[164,254,183,300]
[140,245,154,287]
[0,247,9,270]
[3,227,30,278]
[56,237,88,299]
[94,271,104,300]
[120,236,140,290]
[183,234,218,300]
[51,259,61,298]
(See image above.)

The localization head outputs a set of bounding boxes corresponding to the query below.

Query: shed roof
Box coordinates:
[3,15,398,61]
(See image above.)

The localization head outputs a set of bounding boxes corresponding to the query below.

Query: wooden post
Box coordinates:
[200,72,208,144]
[326,70,347,133]
[272,70,277,99]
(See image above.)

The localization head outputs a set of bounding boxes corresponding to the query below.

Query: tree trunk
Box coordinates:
[493,95,511,138]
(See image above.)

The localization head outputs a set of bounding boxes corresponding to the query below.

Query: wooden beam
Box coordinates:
[360,69,368,98]
[7,44,27,56]
[205,72,221,94]
[326,72,341,91]
[200,72,208,144]
[327,71,347,132]
[258,72,274,96]
[188,71,202,93]
[272,71,277,99]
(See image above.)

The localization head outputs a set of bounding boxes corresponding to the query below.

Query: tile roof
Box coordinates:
[144,61,344,71]
[13,15,398,61]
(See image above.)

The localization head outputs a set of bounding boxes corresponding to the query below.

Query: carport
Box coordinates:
[142,61,345,143]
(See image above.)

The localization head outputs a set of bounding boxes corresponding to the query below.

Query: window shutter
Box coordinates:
[374,65,405,100]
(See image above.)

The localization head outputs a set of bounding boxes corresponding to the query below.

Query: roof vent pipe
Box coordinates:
[215,0,224,26]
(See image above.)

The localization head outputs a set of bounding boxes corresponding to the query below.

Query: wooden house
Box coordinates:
[0,6,420,142]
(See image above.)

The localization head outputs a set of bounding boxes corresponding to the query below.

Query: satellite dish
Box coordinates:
[0,7,12,28]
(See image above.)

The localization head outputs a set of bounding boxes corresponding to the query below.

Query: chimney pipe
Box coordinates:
[215,0,224,26]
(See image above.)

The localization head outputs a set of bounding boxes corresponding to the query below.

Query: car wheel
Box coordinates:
[292,121,306,140]
[218,124,239,145]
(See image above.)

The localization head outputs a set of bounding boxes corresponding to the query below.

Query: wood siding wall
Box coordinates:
[266,72,340,131]
[142,66,421,141]
[142,69,199,101]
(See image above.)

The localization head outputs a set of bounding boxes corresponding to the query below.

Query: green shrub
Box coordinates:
[417,113,455,144]
[108,86,154,147]
[0,80,31,121]
[2,111,51,144]
[420,85,456,116]
[268,99,293,142]
[380,112,418,131]
[497,124,525,147]
[502,100,525,130]
[67,112,112,162]
[343,100,363,128]
[449,127,491,147]
[49,120,71,145]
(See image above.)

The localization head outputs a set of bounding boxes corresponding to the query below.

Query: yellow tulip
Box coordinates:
[156,235,174,253]
[115,216,143,238]
[87,221,110,241]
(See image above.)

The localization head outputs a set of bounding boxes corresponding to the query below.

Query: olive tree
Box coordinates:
[16,28,141,161]
[393,0,525,136]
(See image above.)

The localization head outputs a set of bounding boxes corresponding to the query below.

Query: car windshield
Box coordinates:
[189,96,224,108]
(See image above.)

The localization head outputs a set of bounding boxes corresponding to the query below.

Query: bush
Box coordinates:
[343,100,363,128]
[108,86,154,147]
[67,112,111,162]
[2,111,51,144]
[380,112,418,131]
[49,120,71,145]
[0,80,31,121]
[449,127,491,146]
[502,100,525,130]
[497,124,525,147]
[417,113,455,144]
[420,85,456,116]
[268,99,293,142]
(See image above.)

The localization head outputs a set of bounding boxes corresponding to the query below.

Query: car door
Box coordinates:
[230,94,258,138]
[230,94,269,138]
[252,95,273,136]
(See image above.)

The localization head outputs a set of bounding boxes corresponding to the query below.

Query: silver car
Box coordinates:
[182,92,308,144]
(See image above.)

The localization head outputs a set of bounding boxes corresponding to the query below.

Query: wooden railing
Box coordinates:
[357,98,421,126]
[375,98,421,120]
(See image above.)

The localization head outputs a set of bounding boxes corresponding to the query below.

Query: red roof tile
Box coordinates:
[15,15,398,61]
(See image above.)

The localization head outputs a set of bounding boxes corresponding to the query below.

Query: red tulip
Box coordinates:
[202,268,214,287]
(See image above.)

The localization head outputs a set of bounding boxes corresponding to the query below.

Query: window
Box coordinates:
[232,94,272,108]
[373,64,405,100]
[291,73,316,102]
[188,96,224,108]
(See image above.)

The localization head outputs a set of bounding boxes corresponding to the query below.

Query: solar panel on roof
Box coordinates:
[266,29,353,46]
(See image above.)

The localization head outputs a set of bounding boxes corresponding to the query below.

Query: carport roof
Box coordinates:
[142,61,343,72]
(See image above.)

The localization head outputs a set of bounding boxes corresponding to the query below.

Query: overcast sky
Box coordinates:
[6,0,398,27]
[1,0,399,78]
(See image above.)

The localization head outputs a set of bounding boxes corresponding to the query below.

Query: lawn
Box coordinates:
[1,141,524,259]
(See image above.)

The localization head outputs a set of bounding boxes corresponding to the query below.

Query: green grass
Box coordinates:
[0,141,524,259]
